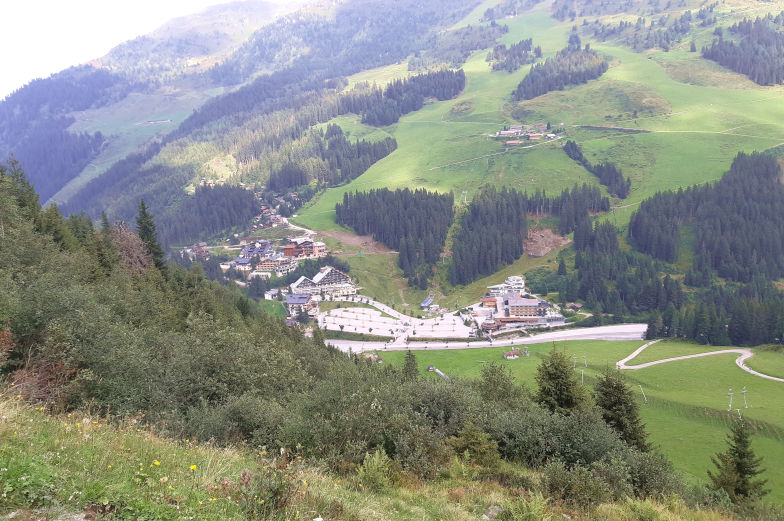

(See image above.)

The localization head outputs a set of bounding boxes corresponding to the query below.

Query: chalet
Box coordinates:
[509,124,523,132]
[264,289,283,300]
[420,296,434,309]
[499,130,518,137]
[527,133,544,140]
[481,296,498,309]
[290,266,356,297]
[505,140,522,146]
[504,349,522,360]
[285,293,319,317]
[247,270,272,280]
[230,257,252,272]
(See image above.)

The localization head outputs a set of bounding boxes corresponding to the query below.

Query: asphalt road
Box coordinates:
[328,323,647,353]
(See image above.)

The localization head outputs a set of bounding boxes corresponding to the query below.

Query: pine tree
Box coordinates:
[535,346,589,413]
[594,368,650,451]
[403,350,418,381]
[136,200,166,272]
[708,418,768,502]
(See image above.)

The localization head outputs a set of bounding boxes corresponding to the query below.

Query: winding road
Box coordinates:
[617,339,784,383]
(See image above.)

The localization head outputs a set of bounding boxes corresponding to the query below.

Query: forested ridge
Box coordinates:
[0,67,127,200]
[513,32,607,101]
[703,11,784,86]
[336,188,454,287]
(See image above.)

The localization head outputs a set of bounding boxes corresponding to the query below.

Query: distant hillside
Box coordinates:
[94,0,304,83]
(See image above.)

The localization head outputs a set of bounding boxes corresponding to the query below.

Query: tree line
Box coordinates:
[702,12,784,86]
[587,10,696,52]
[563,140,631,198]
[449,186,527,285]
[156,185,259,246]
[629,152,784,283]
[513,32,607,101]
[361,69,466,126]
[335,188,454,287]
[487,38,542,72]
[410,23,509,71]
[268,124,397,191]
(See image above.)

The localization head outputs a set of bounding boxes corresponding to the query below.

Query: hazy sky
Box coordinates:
[0,0,245,99]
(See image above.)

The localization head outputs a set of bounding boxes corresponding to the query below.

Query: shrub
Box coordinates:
[497,492,552,521]
[356,449,392,490]
[446,422,500,467]
[541,460,611,507]
[622,449,680,498]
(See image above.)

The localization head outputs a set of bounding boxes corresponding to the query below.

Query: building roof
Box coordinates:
[285,294,311,305]
[420,296,434,307]
[507,297,540,307]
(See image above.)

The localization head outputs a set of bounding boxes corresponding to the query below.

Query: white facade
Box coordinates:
[487,275,526,296]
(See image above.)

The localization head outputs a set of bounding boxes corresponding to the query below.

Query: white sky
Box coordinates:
[0,0,257,99]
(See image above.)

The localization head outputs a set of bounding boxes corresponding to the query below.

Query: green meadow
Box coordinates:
[377,340,784,501]
[296,7,784,235]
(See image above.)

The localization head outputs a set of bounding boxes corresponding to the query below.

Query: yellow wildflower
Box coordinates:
[189,464,197,471]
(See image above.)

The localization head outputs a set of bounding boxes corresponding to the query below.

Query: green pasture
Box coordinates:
[344,253,429,312]
[624,339,727,365]
[256,298,286,317]
[51,88,214,206]
[379,340,784,501]
[298,7,784,235]
[745,348,784,380]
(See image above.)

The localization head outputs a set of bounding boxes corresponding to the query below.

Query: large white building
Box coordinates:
[290,266,356,297]
[487,275,526,297]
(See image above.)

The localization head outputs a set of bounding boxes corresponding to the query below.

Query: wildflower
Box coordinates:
[153,460,160,466]
[107,465,112,469]
[189,465,197,471]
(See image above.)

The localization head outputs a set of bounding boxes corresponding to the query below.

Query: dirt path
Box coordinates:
[617,340,784,383]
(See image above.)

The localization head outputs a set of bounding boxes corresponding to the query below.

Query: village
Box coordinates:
[179,183,565,349]
[493,122,564,147]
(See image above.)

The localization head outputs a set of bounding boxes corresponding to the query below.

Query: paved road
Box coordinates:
[618,340,784,383]
[328,323,647,353]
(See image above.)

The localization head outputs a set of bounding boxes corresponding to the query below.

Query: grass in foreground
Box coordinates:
[0,394,751,521]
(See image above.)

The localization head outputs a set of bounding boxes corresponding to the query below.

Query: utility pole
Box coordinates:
[728,388,734,411]
[741,386,748,408]
[639,384,647,405]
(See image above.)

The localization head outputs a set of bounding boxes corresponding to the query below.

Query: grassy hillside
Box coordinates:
[0,394,756,521]
[378,339,784,502]
[296,6,784,234]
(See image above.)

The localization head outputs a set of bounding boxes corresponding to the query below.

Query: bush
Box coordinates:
[356,449,393,490]
[541,460,611,507]
[476,463,536,490]
[622,449,680,498]
[446,422,500,467]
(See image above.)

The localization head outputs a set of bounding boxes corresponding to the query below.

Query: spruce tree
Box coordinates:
[403,350,418,381]
[594,368,650,451]
[708,418,768,502]
[535,346,589,413]
[136,200,166,272]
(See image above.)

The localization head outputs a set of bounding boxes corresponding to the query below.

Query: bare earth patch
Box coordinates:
[322,230,394,255]
[524,228,571,257]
